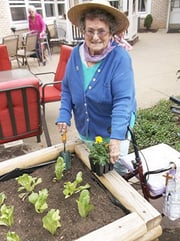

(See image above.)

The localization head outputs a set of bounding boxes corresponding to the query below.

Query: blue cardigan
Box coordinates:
[56,42,136,141]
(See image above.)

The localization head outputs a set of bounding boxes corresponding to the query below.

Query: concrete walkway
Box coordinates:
[130,29,180,109]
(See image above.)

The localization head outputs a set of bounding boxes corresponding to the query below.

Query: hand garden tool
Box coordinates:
[60,132,71,170]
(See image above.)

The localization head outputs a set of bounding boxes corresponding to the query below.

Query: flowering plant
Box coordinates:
[88,136,110,166]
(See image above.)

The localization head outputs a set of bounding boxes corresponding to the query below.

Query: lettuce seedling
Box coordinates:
[54,156,65,181]
[42,209,61,235]
[0,204,14,226]
[63,171,90,198]
[6,231,20,241]
[0,192,7,206]
[28,188,48,213]
[16,174,42,200]
[76,190,94,218]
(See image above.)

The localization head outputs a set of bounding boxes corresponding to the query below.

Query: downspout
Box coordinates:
[166,0,172,33]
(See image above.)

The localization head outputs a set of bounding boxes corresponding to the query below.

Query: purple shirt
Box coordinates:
[28,13,46,38]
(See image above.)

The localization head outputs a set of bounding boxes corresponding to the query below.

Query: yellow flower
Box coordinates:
[95,136,103,143]
[89,136,110,166]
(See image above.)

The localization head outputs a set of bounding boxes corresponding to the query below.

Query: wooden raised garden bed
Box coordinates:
[0,140,162,241]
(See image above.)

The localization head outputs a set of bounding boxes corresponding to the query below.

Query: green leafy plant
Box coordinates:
[0,192,7,206]
[63,171,90,198]
[0,204,14,226]
[76,190,94,218]
[42,209,61,235]
[28,188,48,213]
[54,156,65,181]
[132,99,180,152]
[88,136,109,166]
[6,231,20,241]
[144,14,153,30]
[16,174,42,200]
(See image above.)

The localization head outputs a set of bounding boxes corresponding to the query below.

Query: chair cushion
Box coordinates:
[121,144,180,196]
[0,78,41,144]
[39,85,61,103]
[0,78,39,90]
[0,45,11,70]
[54,45,72,91]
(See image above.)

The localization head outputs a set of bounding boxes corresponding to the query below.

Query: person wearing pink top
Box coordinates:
[28,5,46,37]
[28,5,46,64]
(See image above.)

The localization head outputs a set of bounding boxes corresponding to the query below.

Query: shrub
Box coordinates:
[131,99,180,152]
[144,14,153,30]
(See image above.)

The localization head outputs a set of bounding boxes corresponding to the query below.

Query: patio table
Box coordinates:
[0,69,37,82]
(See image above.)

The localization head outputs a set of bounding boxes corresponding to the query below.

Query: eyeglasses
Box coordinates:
[84,29,110,38]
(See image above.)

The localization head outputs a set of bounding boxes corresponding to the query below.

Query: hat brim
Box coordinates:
[68,2,129,34]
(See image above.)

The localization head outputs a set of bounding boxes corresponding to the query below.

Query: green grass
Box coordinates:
[131,99,180,152]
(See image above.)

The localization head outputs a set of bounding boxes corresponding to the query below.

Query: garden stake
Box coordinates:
[60,132,71,170]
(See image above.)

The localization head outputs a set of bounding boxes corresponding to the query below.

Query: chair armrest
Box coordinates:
[41,80,62,101]
[169,96,180,105]
[30,71,56,86]
[170,106,180,115]
[33,71,56,76]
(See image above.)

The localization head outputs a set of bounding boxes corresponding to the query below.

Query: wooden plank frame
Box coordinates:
[0,140,162,241]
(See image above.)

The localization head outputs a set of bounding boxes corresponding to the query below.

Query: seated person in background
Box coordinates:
[28,5,46,63]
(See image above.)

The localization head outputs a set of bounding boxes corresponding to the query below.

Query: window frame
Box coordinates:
[8,0,66,29]
[138,0,151,18]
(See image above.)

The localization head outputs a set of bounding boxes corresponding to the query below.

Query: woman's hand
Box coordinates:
[40,31,45,38]
[56,122,68,134]
[109,139,121,164]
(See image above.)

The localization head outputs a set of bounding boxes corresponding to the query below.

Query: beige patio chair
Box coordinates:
[2,34,20,67]
[49,20,67,52]
[17,31,40,70]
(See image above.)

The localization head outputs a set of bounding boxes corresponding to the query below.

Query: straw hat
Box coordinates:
[68,0,129,33]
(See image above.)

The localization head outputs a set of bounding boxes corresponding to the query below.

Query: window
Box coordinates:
[109,1,119,8]
[138,0,146,12]
[171,0,180,8]
[8,0,65,23]
[45,3,55,17]
[57,3,65,17]
[9,1,27,22]
[11,6,27,21]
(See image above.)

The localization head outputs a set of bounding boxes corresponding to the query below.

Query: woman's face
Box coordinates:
[29,10,36,18]
[84,18,112,56]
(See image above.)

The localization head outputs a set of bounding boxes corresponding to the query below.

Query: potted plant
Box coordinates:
[88,136,113,176]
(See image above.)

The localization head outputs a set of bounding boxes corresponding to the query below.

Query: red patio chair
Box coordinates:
[34,44,72,114]
[0,45,11,70]
[0,78,51,146]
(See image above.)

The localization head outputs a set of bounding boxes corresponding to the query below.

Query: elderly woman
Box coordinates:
[56,0,136,175]
[28,5,46,64]
[28,5,46,38]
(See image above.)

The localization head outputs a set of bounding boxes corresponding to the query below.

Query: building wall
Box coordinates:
[139,0,169,30]
[151,0,169,29]
[0,0,177,41]
[0,0,12,38]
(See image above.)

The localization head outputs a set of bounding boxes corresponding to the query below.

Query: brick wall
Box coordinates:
[151,0,169,29]
[138,0,169,30]
[0,0,12,39]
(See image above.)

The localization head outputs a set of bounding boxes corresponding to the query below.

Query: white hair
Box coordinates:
[28,5,36,13]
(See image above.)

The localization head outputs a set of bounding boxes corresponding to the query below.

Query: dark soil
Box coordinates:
[0,144,126,241]
[159,228,180,241]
